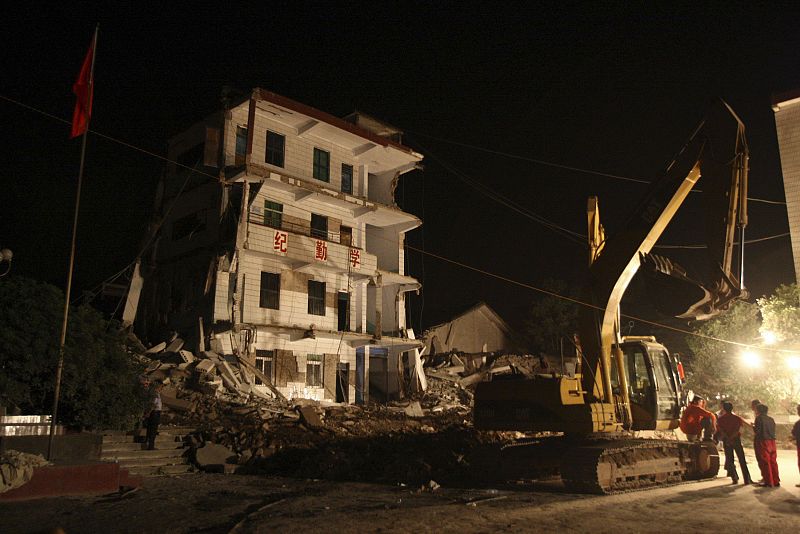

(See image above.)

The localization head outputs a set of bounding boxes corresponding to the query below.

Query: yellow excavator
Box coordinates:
[473,100,749,493]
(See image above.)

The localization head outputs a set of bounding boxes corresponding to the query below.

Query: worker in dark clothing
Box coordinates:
[144,380,163,451]
[754,403,780,487]
[680,395,716,442]
[714,401,752,484]
[791,403,800,487]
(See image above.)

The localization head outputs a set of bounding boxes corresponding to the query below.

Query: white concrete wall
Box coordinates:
[775,101,800,283]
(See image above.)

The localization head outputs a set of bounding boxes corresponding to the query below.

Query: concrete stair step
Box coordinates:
[102,434,184,445]
[113,455,189,468]
[125,464,195,477]
[102,448,186,461]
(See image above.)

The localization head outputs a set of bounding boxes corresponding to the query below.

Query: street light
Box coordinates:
[740,350,762,369]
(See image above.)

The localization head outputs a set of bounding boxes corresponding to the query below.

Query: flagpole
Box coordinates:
[48,24,99,461]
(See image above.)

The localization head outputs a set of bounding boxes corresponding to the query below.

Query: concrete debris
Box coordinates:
[297,406,323,429]
[178,350,195,364]
[144,341,166,354]
[195,443,236,472]
[403,401,424,418]
[166,338,185,353]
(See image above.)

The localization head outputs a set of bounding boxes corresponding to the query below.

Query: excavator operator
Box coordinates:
[680,395,717,442]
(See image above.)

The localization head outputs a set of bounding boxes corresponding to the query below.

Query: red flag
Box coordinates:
[70,39,95,138]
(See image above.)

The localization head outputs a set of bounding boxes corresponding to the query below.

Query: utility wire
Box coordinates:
[408,129,787,206]
[4,93,793,354]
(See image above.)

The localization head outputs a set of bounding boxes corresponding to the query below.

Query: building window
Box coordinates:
[266,131,285,167]
[306,354,323,387]
[308,280,326,316]
[254,350,274,385]
[235,125,248,164]
[311,213,328,240]
[259,272,280,309]
[341,163,353,194]
[340,226,352,247]
[313,148,330,182]
[264,200,283,229]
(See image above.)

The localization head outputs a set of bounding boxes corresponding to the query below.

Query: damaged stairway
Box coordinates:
[101,426,195,476]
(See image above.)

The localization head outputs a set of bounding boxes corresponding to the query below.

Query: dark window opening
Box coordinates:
[259,272,280,309]
[266,131,285,167]
[311,213,328,240]
[337,291,350,331]
[313,148,330,182]
[341,163,353,194]
[308,280,326,316]
[235,126,248,164]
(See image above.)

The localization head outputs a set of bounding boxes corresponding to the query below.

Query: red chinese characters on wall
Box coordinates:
[349,248,361,270]
[273,230,288,254]
[314,240,328,261]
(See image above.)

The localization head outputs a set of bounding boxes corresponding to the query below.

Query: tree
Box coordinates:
[525,279,579,356]
[0,276,146,429]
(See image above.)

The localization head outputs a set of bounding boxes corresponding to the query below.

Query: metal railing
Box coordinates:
[248,212,357,248]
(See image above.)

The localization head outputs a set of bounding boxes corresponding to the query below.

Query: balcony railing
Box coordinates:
[248,212,356,248]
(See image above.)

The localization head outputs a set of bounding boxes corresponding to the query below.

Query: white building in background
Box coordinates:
[132,88,424,404]
[773,91,800,283]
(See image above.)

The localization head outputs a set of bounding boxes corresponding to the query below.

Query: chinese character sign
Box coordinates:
[349,248,361,270]
[273,230,288,254]
[314,240,328,261]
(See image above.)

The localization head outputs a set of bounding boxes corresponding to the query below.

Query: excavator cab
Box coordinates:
[610,338,684,431]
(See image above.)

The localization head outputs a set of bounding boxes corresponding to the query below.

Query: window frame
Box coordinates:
[341,163,353,194]
[259,271,280,309]
[310,213,328,240]
[235,125,248,160]
[265,130,285,167]
[313,148,330,182]
[254,349,274,385]
[264,200,283,229]
[306,354,323,387]
[308,280,326,316]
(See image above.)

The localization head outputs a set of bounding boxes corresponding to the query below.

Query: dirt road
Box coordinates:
[4,448,799,533]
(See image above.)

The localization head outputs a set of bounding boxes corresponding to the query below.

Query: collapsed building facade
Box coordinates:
[126,89,424,405]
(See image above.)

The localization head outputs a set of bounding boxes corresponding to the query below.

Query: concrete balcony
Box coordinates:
[243,164,420,230]
[245,214,377,278]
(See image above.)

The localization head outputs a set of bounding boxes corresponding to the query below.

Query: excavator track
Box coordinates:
[559,439,719,494]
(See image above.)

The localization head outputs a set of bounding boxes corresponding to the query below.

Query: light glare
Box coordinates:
[787,355,800,370]
[762,330,778,345]
[741,350,762,368]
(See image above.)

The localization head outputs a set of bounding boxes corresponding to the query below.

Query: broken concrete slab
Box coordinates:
[178,350,195,364]
[194,360,216,374]
[145,342,167,354]
[166,338,185,353]
[297,406,323,429]
[194,443,235,472]
[403,401,424,418]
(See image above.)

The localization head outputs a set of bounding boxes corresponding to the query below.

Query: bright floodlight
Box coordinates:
[787,354,800,370]
[740,350,762,369]
[762,330,778,345]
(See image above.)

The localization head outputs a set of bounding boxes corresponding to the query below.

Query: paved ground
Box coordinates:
[3,448,799,533]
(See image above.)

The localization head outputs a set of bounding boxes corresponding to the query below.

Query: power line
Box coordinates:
[408,129,787,206]
[4,92,792,354]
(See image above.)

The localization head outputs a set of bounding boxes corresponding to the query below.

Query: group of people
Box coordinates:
[679,395,800,488]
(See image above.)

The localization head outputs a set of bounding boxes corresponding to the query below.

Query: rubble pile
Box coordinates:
[127,333,518,486]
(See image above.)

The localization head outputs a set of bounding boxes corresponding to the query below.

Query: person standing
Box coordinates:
[715,401,752,484]
[791,403,800,487]
[754,403,780,487]
[144,380,163,451]
[680,395,716,441]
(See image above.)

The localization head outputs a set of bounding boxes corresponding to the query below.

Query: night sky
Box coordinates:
[4,2,800,337]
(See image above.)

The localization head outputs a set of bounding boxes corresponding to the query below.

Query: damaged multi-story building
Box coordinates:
[126,89,424,404]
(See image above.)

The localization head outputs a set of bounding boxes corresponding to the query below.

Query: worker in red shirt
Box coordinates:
[680,395,716,442]
[714,401,752,484]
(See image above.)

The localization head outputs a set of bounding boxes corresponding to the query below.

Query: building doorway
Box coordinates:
[336,362,349,403]
[337,291,350,331]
